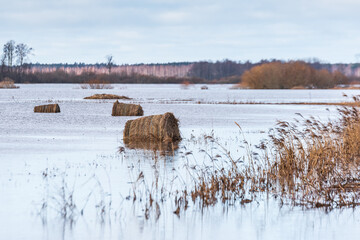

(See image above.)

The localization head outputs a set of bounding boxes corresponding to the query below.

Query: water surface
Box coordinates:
[0,84,359,240]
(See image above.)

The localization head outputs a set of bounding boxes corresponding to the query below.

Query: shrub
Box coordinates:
[241,61,349,89]
[0,77,19,89]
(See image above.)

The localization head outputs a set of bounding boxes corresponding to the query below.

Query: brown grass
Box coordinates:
[195,100,360,106]
[112,100,143,116]
[0,77,19,89]
[123,112,181,142]
[186,97,360,209]
[80,79,114,89]
[266,103,360,207]
[34,104,61,113]
[84,94,131,100]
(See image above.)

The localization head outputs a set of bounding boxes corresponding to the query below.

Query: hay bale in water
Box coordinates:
[123,112,181,142]
[34,104,61,113]
[112,100,143,116]
[84,94,131,100]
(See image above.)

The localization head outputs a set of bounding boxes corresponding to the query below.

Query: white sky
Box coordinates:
[1,0,359,64]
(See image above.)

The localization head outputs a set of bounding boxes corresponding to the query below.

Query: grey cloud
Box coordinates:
[0,0,359,63]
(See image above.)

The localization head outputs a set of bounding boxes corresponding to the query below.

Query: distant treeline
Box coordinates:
[188,60,262,80]
[1,58,360,86]
[0,70,205,84]
[187,59,360,81]
[29,61,193,68]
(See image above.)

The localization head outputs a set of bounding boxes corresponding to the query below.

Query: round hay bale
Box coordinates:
[123,112,181,142]
[34,104,61,113]
[112,100,143,116]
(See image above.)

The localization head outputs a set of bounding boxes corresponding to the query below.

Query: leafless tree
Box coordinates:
[3,40,15,70]
[15,43,33,66]
[0,54,5,77]
[106,55,114,74]
[15,43,33,72]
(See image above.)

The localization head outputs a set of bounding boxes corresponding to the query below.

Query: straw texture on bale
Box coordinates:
[123,112,181,142]
[112,100,143,116]
[84,94,131,100]
[34,104,61,113]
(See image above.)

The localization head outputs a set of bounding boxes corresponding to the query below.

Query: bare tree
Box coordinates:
[3,40,15,70]
[0,54,5,78]
[15,43,33,72]
[106,55,114,74]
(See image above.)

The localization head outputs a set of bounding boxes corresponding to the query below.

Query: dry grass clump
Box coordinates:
[84,94,131,100]
[80,79,114,89]
[123,112,181,142]
[268,100,360,207]
[112,100,143,116]
[185,95,360,210]
[0,77,19,89]
[34,104,61,113]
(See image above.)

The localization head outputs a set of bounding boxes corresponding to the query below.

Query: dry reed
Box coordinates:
[112,100,143,116]
[34,104,61,113]
[0,77,19,89]
[267,101,360,207]
[187,96,360,209]
[123,112,181,142]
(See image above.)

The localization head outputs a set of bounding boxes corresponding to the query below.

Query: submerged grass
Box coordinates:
[195,100,360,106]
[80,79,114,89]
[84,94,131,100]
[39,95,360,223]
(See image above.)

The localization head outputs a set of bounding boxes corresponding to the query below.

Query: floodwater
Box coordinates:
[0,84,359,240]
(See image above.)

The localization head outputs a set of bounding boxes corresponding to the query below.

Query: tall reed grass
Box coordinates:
[186,95,360,209]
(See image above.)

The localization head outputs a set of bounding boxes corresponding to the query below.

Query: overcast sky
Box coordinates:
[1,0,359,64]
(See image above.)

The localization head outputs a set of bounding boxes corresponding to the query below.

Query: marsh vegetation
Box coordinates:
[0,77,19,88]
[2,84,360,239]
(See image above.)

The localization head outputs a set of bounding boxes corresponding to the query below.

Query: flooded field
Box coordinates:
[1,84,360,240]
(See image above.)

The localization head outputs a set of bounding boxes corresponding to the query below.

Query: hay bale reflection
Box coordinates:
[124,140,179,156]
